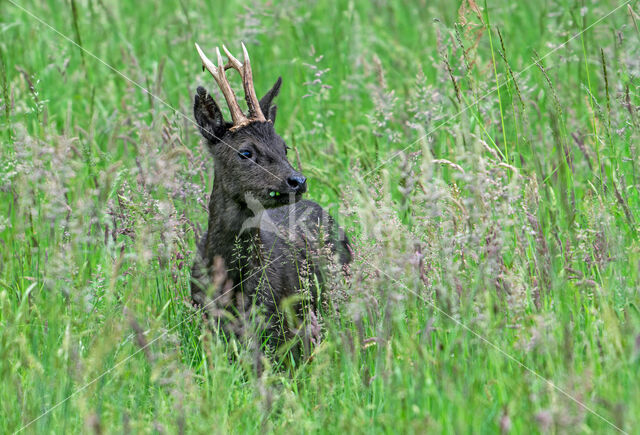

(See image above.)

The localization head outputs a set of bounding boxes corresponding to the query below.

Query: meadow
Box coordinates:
[1,0,640,432]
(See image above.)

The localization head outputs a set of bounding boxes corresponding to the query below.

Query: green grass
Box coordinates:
[1,0,640,432]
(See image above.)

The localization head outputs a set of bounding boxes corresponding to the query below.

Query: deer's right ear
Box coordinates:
[194,86,231,147]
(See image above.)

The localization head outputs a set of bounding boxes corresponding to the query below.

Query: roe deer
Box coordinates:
[190,43,351,349]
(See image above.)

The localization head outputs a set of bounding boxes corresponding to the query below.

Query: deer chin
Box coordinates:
[264,189,303,207]
[243,190,302,210]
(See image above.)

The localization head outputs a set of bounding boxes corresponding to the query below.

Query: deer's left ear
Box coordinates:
[259,76,282,124]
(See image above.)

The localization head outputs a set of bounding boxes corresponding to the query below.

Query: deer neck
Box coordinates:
[206,171,264,276]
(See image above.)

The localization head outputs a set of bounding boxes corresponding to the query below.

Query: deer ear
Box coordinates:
[259,76,282,124]
[194,86,232,147]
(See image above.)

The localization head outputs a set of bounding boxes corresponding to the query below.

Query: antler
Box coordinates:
[222,43,266,123]
[195,42,266,130]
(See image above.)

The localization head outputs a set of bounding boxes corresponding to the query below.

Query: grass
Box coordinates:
[1,0,640,432]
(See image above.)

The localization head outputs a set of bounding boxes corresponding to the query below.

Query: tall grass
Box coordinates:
[1,0,639,432]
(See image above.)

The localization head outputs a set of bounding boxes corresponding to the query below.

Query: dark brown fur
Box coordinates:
[190,79,351,345]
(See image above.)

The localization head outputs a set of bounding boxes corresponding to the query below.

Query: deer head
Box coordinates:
[193,43,307,208]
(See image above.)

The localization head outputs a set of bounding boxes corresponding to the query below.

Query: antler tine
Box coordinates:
[195,43,218,76]
[195,42,248,127]
[222,44,242,70]
[240,42,266,122]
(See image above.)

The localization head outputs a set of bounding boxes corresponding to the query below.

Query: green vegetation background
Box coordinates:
[1,0,639,432]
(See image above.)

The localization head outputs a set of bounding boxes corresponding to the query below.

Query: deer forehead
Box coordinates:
[233,124,286,151]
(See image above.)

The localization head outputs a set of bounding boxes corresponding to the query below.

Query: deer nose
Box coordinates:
[286,174,307,193]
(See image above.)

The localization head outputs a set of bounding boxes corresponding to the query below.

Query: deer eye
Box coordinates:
[238,150,253,159]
